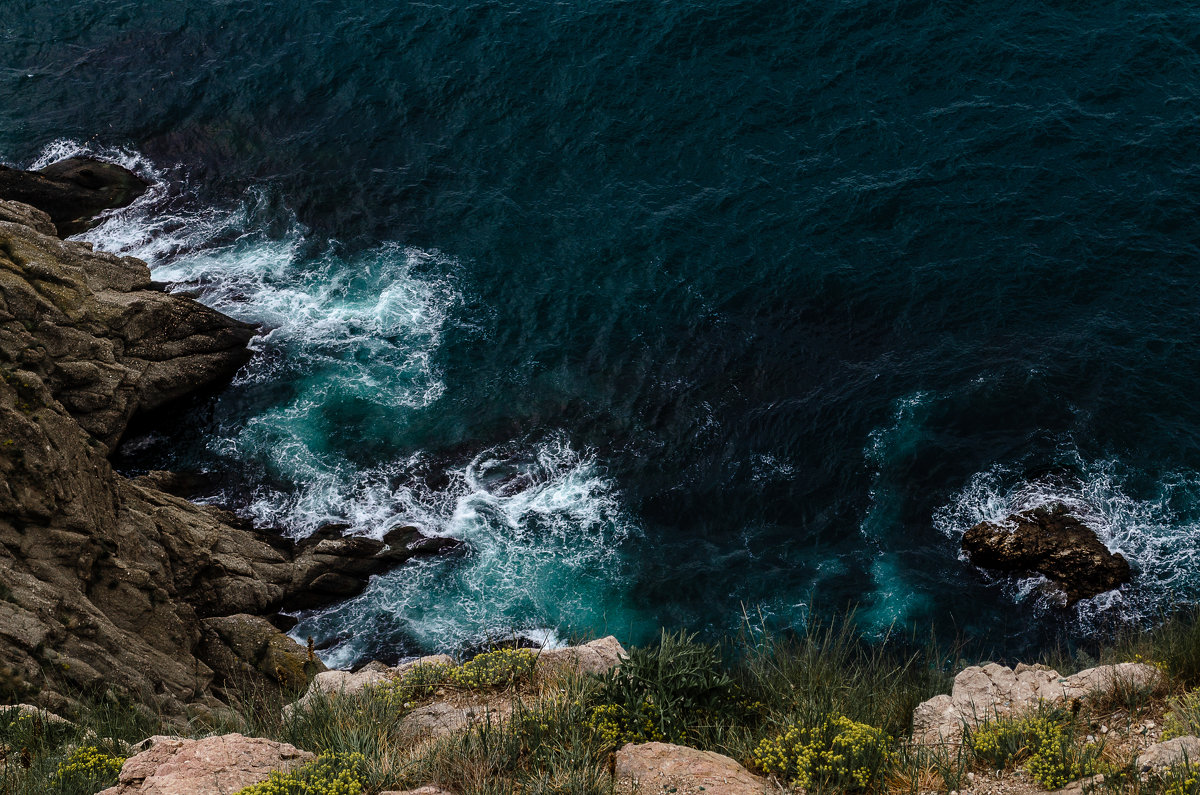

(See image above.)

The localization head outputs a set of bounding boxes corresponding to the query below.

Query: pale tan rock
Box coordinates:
[1050,774,1105,795]
[399,701,492,739]
[536,636,627,676]
[395,653,455,676]
[912,662,1163,744]
[97,733,314,795]
[0,703,73,726]
[285,654,456,718]
[1138,736,1200,771]
[379,788,456,795]
[615,741,774,795]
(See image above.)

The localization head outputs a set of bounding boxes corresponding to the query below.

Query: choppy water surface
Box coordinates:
[5,1,1200,663]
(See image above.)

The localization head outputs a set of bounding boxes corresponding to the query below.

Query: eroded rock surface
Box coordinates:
[0,199,255,449]
[97,733,313,795]
[615,742,773,795]
[962,504,1132,604]
[912,661,1163,744]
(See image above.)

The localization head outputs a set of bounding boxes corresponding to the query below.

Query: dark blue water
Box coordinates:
[5,0,1200,664]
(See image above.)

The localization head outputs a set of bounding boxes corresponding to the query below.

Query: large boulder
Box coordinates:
[912,661,1163,744]
[535,636,626,676]
[615,742,774,794]
[1138,736,1200,772]
[961,504,1131,604]
[0,157,149,236]
[97,733,313,795]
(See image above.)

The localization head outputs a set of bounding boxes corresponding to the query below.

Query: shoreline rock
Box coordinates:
[0,157,148,237]
[961,503,1132,605]
[0,194,457,716]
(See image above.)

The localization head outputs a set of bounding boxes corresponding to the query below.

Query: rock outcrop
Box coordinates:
[0,157,149,237]
[1137,736,1200,772]
[98,734,314,795]
[615,742,774,795]
[0,198,255,449]
[912,661,1163,744]
[0,197,457,716]
[535,635,627,676]
[961,504,1132,604]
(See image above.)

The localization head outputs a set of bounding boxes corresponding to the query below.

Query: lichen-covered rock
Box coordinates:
[0,157,148,236]
[912,661,1163,744]
[97,733,314,795]
[536,636,626,676]
[962,504,1131,604]
[1137,736,1200,771]
[615,742,774,794]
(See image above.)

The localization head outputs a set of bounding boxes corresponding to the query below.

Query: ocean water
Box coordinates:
[4,0,1200,664]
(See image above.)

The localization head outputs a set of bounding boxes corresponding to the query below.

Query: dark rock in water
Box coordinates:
[283,524,461,611]
[0,157,149,236]
[962,503,1132,605]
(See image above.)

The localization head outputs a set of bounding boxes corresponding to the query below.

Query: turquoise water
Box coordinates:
[5,0,1200,664]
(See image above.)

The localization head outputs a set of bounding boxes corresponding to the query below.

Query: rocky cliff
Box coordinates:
[0,192,453,719]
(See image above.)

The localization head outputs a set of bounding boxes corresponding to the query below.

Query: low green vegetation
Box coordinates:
[4,611,1200,794]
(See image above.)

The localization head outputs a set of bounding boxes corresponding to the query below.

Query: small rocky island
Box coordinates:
[961,503,1132,605]
[0,158,457,718]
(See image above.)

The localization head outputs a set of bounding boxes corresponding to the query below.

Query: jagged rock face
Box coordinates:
[0,157,149,237]
[0,199,456,716]
[961,503,1132,604]
[0,200,255,450]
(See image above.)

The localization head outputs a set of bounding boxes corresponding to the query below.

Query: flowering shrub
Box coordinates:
[51,745,125,792]
[969,711,1099,790]
[751,714,890,792]
[1165,691,1200,740]
[448,648,535,689]
[235,752,366,795]
[585,701,666,748]
[1160,762,1200,795]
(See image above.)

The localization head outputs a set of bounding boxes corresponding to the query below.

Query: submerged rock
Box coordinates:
[0,157,149,236]
[961,503,1131,604]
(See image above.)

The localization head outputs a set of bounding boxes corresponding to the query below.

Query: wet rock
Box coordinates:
[0,157,149,236]
[97,733,314,795]
[961,504,1131,604]
[615,742,774,794]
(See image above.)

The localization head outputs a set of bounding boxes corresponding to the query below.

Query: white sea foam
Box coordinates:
[934,456,1200,623]
[295,432,641,667]
[21,141,641,660]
